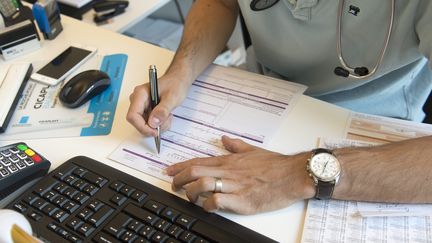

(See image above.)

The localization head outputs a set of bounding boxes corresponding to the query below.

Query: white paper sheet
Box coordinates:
[302,200,432,243]
[345,112,432,144]
[109,65,306,182]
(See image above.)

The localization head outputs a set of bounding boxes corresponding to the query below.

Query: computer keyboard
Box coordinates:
[7,156,276,243]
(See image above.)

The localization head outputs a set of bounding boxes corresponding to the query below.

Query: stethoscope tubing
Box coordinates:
[336,0,395,79]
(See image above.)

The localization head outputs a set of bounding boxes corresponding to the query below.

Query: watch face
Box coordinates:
[309,153,340,182]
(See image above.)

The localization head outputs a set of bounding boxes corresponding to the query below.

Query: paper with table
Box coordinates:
[109,64,306,182]
[302,113,432,243]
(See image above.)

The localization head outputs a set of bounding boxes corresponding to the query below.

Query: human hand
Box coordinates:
[127,72,191,136]
[166,136,316,215]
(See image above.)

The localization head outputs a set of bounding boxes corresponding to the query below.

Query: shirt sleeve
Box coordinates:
[415,0,432,68]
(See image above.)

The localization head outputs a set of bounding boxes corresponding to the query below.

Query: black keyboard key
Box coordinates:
[175,214,196,229]
[133,236,150,243]
[94,232,118,243]
[41,203,58,216]
[28,210,43,221]
[33,198,48,210]
[193,237,210,243]
[110,193,127,206]
[72,192,89,204]
[130,190,147,202]
[42,190,57,201]
[52,195,68,207]
[63,187,79,199]
[72,167,87,177]
[120,185,136,196]
[64,175,78,185]
[68,234,83,243]
[179,231,197,243]
[124,204,159,226]
[121,230,137,243]
[161,207,180,222]
[165,238,181,243]
[22,193,38,205]
[72,179,88,190]
[53,182,68,193]
[88,206,114,227]
[83,183,99,195]
[127,219,144,232]
[67,217,84,230]
[144,200,165,215]
[54,170,68,180]
[52,209,69,223]
[33,177,56,196]
[104,212,131,238]
[83,172,107,187]
[13,202,28,213]
[166,225,183,239]
[138,225,156,239]
[110,181,125,191]
[88,199,104,211]
[77,208,93,220]
[77,223,95,237]
[151,231,169,243]
[155,219,171,232]
[62,200,79,213]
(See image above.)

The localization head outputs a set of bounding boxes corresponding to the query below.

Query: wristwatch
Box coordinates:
[306,148,341,200]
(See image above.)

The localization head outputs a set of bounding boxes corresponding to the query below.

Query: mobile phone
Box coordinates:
[31,46,97,86]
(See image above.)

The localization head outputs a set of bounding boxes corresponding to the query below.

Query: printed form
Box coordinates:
[302,128,432,243]
[109,65,306,182]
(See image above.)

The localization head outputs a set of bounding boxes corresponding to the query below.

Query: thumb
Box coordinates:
[148,96,178,128]
[222,135,257,153]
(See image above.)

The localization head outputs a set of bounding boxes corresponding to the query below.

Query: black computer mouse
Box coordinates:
[59,70,111,108]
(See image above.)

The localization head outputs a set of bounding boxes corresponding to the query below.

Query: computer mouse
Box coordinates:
[59,70,111,108]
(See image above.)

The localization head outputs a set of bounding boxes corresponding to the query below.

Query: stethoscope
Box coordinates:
[250,0,395,79]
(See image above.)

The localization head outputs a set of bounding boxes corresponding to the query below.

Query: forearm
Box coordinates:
[167,0,239,83]
[333,136,432,203]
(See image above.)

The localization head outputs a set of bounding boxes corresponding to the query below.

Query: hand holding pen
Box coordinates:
[149,65,161,154]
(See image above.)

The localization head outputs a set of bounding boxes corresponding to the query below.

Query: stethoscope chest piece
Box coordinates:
[250,0,280,11]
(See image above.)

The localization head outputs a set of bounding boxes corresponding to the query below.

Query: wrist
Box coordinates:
[289,152,316,200]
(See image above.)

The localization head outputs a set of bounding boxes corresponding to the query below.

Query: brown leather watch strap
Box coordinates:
[315,180,335,200]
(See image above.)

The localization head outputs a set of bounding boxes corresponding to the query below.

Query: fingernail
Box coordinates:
[150,116,160,127]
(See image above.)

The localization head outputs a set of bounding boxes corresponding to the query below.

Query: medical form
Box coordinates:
[109,64,306,182]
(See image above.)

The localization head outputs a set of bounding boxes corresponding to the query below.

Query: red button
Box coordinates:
[32,155,42,163]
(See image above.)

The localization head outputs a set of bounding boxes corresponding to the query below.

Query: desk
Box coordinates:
[81,0,171,33]
[0,15,351,243]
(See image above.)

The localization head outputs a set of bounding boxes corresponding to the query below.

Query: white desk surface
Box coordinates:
[0,15,351,243]
[81,0,171,33]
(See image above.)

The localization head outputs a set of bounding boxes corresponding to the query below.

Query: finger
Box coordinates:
[148,95,180,129]
[166,157,223,176]
[203,193,252,214]
[184,177,241,202]
[171,166,226,191]
[160,114,173,132]
[221,135,258,153]
[126,86,156,136]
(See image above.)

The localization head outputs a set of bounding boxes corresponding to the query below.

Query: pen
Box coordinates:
[149,65,161,154]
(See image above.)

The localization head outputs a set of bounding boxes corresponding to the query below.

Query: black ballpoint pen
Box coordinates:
[149,65,161,154]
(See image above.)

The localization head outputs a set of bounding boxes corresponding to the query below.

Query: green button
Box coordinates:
[17,144,28,151]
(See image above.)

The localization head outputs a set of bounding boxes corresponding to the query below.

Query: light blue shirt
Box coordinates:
[238,0,432,121]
